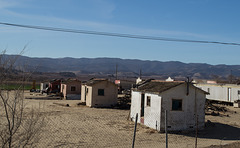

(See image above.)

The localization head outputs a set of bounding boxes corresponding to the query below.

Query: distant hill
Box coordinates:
[5,55,240,80]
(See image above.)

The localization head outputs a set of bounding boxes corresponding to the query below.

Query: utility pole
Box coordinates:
[139,69,142,79]
[116,64,118,80]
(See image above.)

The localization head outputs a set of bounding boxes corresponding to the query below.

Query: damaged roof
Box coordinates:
[136,81,184,94]
[85,79,110,86]
[61,78,81,84]
[134,80,209,95]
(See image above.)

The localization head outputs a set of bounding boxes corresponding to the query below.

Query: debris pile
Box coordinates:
[205,100,228,116]
[115,97,131,109]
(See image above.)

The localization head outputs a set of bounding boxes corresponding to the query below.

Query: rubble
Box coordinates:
[205,100,229,116]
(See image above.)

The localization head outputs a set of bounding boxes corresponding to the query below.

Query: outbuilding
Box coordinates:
[61,79,81,100]
[130,80,208,132]
[81,79,118,107]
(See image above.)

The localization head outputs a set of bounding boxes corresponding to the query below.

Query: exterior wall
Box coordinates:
[89,81,118,107]
[61,81,81,99]
[86,86,93,107]
[50,80,61,93]
[40,82,49,92]
[61,84,67,98]
[130,91,162,131]
[66,81,81,95]
[142,93,161,131]
[195,83,240,102]
[66,94,81,100]
[130,91,142,122]
[81,85,87,102]
[131,84,206,132]
[160,84,205,131]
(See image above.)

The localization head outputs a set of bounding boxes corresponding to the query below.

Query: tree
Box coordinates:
[0,49,45,148]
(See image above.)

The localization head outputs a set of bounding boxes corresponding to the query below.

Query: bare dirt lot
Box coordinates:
[21,92,240,148]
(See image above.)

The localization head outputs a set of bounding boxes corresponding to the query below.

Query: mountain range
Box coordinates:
[6,55,240,80]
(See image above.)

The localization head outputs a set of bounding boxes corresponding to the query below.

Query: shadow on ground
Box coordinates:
[173,122,240,141]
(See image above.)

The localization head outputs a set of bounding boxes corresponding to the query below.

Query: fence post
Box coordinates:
[165,110,168,148]
[195,115,198,148]
[132,113,138,148]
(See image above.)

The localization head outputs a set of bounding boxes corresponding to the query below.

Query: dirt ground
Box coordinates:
[20,92,240,148]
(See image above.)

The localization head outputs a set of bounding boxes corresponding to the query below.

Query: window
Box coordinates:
[147,96,151,106]
[238,90,240,95]
[98,89,104,96]
[172,99,182,111]
[71,86,76,91]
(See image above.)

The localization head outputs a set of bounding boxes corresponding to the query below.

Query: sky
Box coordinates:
[0,0,240,65]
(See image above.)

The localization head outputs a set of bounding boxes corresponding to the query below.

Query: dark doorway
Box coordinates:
[141,93,145,117]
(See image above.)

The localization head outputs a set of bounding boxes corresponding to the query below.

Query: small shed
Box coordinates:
[61,79,81,100]
[81,79,118,107]
[130,80,208,132]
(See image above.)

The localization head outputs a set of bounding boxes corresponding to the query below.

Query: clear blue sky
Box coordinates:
[0,0,240,65]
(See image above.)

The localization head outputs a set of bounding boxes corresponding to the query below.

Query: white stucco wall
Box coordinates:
[86,86,93,107]
[160,84,205,131]
[130,91,141,122]
[130,91,162,131]
[144,93,161,131]
[195,83,240,102]
[131,83,206,132]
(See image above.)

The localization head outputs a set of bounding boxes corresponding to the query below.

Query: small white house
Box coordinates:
[195,83,240,103]
[81,79,118,107]
[130,80,208,132]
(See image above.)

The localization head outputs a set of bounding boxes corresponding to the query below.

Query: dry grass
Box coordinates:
[19,91,240,148]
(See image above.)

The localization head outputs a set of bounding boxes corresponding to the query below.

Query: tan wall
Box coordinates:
[85,81,118,107]
[61,81,81,99]
[61,84,66,95]
[81,85,86,102]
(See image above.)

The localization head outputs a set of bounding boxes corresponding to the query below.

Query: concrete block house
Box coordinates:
[130,80,208,132]
[61,79,81,100]
[81,79,118,107]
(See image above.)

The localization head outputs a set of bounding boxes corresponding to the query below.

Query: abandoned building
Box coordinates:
[49,79,62,93]
[81,79,118,107]
[130,80,208,132]
[61,79,81,100]
[40,81,49,93]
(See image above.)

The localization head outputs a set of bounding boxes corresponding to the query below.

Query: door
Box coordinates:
[228,88,231,102]
[141,93,145,117]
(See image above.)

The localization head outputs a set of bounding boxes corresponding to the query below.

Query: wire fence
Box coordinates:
[1,93,240,148]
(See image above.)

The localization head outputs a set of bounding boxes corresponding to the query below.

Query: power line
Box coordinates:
[0,22,240,46]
